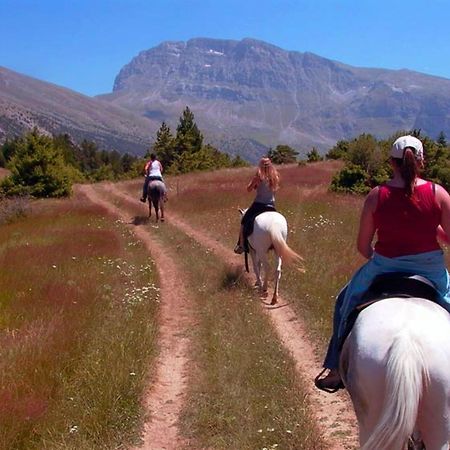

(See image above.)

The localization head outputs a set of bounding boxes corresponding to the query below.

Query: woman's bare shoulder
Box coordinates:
[363,186,380,210]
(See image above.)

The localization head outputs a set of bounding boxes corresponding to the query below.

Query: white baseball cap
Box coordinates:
[391,135,424,160]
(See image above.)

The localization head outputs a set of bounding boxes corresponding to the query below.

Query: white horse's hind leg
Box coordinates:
[261,255,270,298]
[271,256,282,305]
[418,384,450,450]
[250,250,262,289]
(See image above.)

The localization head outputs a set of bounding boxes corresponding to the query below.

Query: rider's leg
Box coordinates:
[315,288,347,392]
[141,177,149,202]
[234,225,245,254]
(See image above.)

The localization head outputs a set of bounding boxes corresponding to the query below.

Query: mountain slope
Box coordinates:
[0,66,158,154]
[101,37,450,152]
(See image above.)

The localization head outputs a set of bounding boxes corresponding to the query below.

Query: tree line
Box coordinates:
[2,105,449,198]
[326,130,450,194]
[0,107,247,198]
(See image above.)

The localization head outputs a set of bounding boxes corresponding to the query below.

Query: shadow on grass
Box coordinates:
[220,265,247,290]
[130,216,149,225]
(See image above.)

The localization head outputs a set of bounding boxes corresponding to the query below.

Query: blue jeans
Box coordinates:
[323,250,450,369]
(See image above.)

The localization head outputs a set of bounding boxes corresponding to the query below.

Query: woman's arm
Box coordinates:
[437,226,450,245]
[356,187,378,259]
[436,184,450,244]
[247,175,260,192]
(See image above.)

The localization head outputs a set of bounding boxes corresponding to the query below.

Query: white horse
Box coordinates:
[239,209,302,305]
[340,297,450,449]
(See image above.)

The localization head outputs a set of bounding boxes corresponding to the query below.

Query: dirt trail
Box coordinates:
[108,184,359,450]
[78,184,192,450]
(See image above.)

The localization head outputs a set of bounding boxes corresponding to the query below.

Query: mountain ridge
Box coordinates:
[103,37,450,154]
[0,66,158,154]
[2,37,450,162]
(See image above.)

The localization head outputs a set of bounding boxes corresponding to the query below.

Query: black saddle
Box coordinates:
[342,273,440,349]
[361,273,440,304]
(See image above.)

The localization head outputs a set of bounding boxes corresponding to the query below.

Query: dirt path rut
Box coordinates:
[78,184,192,450]
[107,184,359,449]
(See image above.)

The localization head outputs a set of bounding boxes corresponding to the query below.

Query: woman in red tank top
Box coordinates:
[316,135,450,392]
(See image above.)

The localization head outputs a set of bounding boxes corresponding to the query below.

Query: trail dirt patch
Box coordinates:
[107,183,359,450]
[78,184,192,450]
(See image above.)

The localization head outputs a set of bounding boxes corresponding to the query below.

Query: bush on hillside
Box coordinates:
[326,131,450,194]
[306,147,323,162]
[0,130,75,197]
[330,164,370,194]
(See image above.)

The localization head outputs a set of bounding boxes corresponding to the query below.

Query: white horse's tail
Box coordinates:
[362,331,428,450]
[269,223,303,267]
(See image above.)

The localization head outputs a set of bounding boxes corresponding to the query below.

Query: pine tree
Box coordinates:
[267,145,299,164]
[437,131,447,147]
[175,106,203,157]
[0,129,73,197]
[152,122,175,170]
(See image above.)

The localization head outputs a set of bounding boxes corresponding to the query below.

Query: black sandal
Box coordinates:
[314,368,345,393]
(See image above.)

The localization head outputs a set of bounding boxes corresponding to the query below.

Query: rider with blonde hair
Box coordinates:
[234,157,280,254]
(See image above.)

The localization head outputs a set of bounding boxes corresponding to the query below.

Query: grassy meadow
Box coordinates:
[5,159,444,449]
[0,196,160,449]
[124,161,366,350]
[97,186,327,449]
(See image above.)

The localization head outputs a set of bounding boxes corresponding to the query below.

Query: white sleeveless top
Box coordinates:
[148,160,162,178]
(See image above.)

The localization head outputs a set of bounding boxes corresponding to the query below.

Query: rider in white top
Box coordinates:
[140,153,165,202]
[146,159,163,180]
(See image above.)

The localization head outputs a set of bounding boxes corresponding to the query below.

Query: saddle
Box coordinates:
[242,205,276,253]
[342,273,440,348]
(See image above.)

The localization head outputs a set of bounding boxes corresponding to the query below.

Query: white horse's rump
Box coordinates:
[341,298,450,450]
[244,211,302,304]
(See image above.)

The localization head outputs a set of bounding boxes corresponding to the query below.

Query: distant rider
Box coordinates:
[140,153,164,203]
[234,157,280,254]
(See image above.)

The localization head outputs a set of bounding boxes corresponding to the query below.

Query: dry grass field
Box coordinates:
[4,160,444,449]
[0,196,160,449]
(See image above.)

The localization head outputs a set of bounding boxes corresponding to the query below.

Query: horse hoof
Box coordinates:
[270,298,277,305]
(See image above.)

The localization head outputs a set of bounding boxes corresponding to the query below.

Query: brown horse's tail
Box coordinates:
[269,224,304,271]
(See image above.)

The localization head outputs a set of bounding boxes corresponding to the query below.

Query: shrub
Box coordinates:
[330,164,370,194]
[0,130,74,198]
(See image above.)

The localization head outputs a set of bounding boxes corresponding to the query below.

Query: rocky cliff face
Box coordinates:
[104,37,450,154]
[0,67,158,154]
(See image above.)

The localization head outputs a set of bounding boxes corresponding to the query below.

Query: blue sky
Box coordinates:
[1,0,450,96]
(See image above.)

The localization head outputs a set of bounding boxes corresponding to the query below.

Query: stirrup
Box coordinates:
[314,368,345,393]
[234,244,244,254]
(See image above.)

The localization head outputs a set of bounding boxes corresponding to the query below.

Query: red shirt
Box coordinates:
[373,182,441,257]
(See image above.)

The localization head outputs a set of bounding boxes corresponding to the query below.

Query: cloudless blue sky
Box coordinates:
[1,0,450,96]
